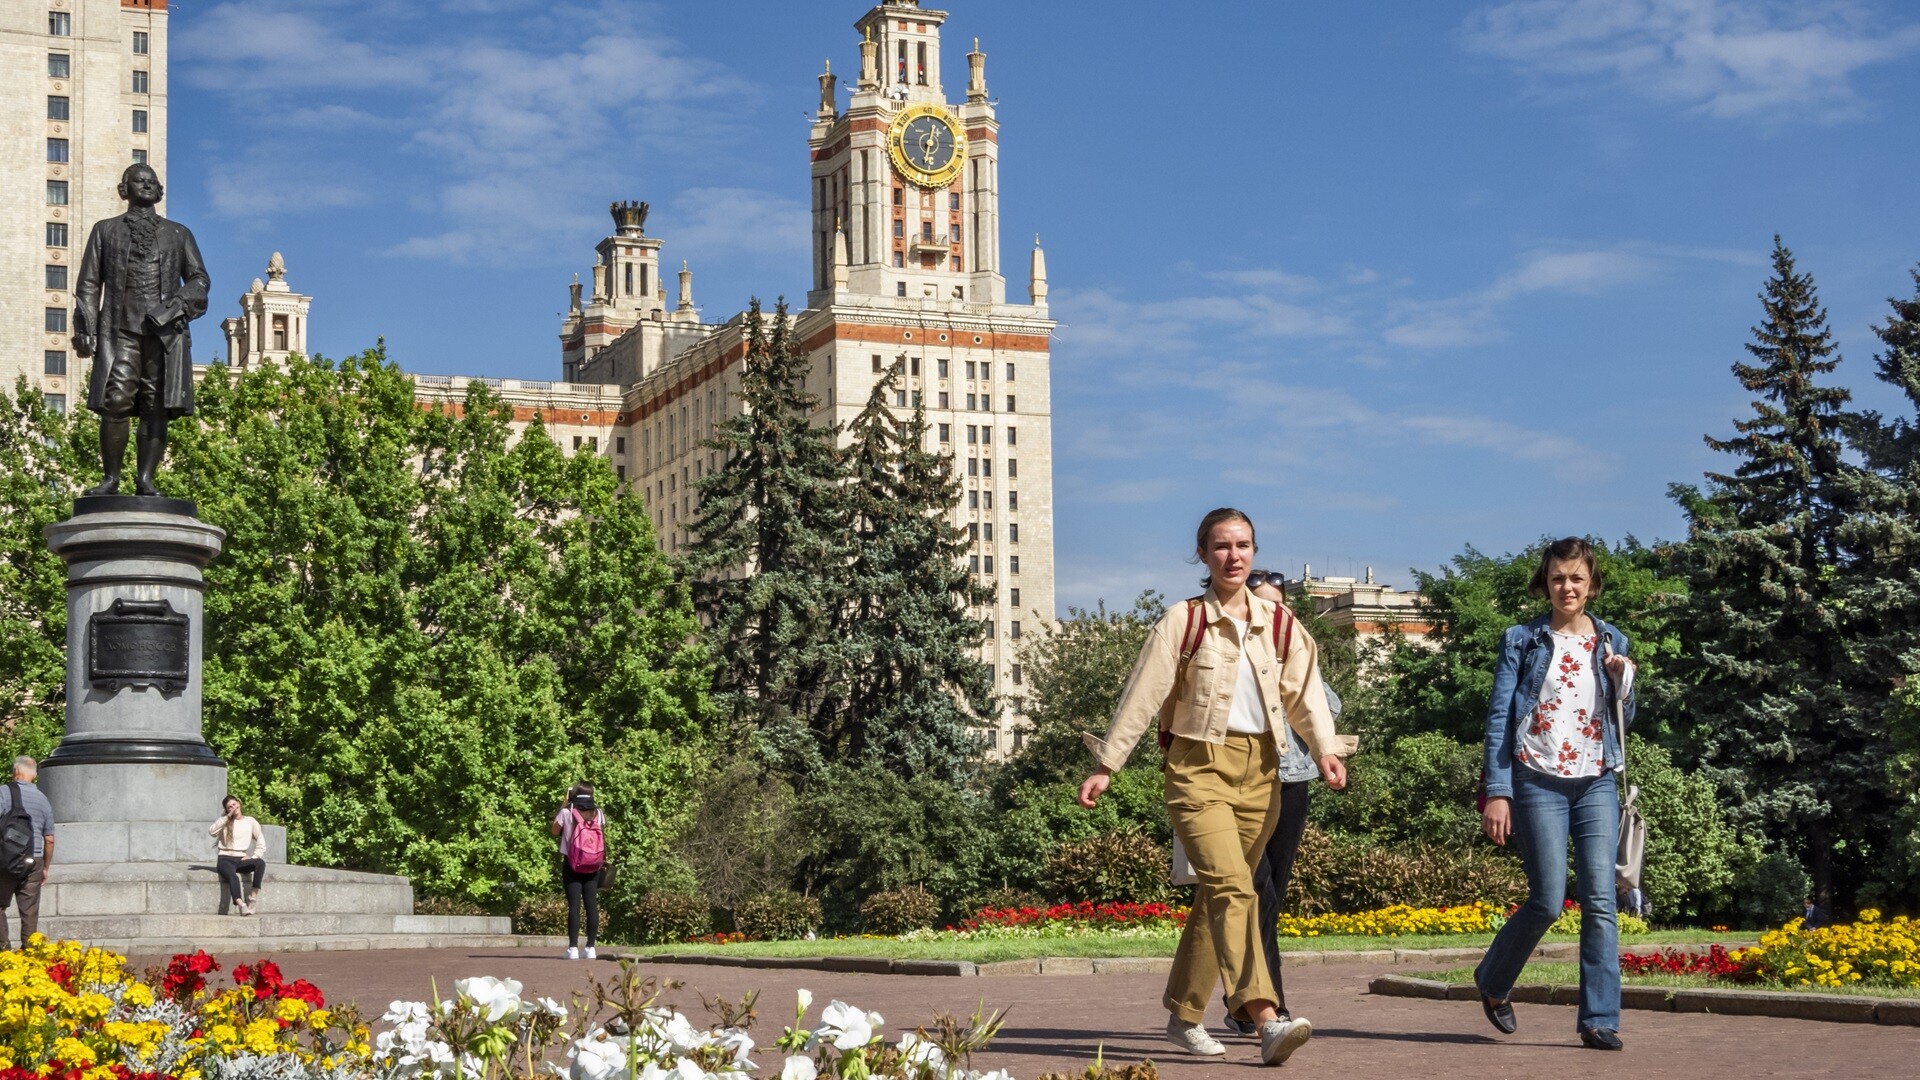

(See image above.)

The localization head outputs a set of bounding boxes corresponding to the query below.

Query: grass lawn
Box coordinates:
[1410,962,1920,1000]
[621,929,1740,966]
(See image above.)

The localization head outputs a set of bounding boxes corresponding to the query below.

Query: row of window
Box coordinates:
[965,456,1017,478]
[965,489,1015,511]
[48,14,148,53]
[970,555,1021,576]
[968,523,1021,545]
[869,355,1017,383]
[892,190,963,211]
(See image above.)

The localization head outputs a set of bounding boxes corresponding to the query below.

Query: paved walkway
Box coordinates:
[154,949,1914,1079]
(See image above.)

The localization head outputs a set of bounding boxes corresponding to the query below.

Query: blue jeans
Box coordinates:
[1474,766,1621,1033]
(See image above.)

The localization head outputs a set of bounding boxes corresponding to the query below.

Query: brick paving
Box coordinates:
[143,949,1915,1079]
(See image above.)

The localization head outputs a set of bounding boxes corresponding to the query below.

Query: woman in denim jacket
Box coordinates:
[1474,537,1635,1051]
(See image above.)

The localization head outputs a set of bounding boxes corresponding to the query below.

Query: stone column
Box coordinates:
[38,496,234,863]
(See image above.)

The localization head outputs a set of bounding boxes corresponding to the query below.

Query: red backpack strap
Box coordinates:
[1179,597,1206,661]
[1272,603,1294,666]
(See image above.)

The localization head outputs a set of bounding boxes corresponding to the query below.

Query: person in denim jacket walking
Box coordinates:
[1475,537,1635,1051]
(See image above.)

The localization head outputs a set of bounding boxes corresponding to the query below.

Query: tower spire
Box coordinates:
[968,37,987,102]
[1029,236,1048,307]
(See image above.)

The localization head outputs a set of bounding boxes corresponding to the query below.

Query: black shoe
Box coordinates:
[1580,1027,1623,1051]
[1221,998,1257,1036]
[1479,992,1516,1034]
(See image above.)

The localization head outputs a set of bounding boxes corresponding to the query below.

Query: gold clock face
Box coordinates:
[887,104,967,189]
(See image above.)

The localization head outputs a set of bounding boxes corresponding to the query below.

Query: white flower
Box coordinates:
[384,1001,432,1026]
[780,1056,817,1080]
[816,1001,874,1051]
[974,1070,1014,1080]
[569,1035,629,1080]
[667,1057,707,1080]
[716,1027,756,1068]
[898,1033,945,1073]
[455,976,525,1023]
[795,989,814,1017]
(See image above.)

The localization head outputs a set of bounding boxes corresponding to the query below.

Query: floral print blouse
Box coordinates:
[1516,630,1606,778]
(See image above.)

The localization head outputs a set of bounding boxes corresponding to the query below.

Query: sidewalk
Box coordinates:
[181,949,1913,1079]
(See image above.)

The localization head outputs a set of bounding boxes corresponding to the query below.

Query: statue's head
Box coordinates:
[118,163,162,208]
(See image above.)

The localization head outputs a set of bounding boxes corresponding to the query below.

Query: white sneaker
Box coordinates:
[583,946,597,959]
[1260,1016,1313,1066]
[565,947,580,960]
[1165,1019,1227,1057]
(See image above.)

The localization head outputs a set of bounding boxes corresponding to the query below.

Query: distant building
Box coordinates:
[2,0,169,413]
[222,253,312,371]
[1294,566,1434,643]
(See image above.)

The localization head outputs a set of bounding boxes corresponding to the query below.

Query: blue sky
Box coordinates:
[165,1,1920,611]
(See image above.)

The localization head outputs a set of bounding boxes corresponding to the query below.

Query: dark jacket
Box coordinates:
[73,211,210,418]
[1482,613,1636,799]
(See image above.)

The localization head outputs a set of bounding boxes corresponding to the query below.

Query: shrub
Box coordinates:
[1728,849,1812,928]
[734,889,823,941]
[511,892,608,938]
[1288,827,1527,914]
[1630,741,1748,917]
[414,894,489,917]
[632,891,713,944]
[862,885,942,935]
[1546,902,1650,935]
[961,886,1049,916]
[1044,828,1170,904]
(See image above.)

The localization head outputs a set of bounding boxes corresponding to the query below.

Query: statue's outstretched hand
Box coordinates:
[73,333,94,359]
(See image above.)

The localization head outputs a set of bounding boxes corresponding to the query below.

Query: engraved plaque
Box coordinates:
[89,598,189,692]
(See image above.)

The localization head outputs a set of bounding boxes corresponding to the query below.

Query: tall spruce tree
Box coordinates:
[1665,238,1869,903]
[689,300,853,776]
[1834,267,1920,903]
[838,361,995,781]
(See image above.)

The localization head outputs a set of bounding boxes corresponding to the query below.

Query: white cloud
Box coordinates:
[1462,0,1920,121]
[175,1,757,266]
[665,188,812,263]
[1385,247,1656,347]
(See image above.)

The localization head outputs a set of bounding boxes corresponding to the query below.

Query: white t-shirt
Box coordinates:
[1223,615,1270,735]
[1518,630,1606,778]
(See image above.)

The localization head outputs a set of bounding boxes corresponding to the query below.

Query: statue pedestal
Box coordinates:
[38,497,245,863]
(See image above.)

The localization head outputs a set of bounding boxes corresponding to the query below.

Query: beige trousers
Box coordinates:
[1162,733,1281,1023]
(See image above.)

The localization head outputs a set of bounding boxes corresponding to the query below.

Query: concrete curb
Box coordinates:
[1368,973,1920,1027]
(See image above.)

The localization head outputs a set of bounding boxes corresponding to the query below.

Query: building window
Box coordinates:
[984,556,994,574]
[950,256,961,271]
[910,356,920,376]
[44,350,67,375]
[47,138,68,163]
[48,95,69,120]
[937,359,949,378]
[572,436,582,450]
[46,222,68,247]
[1010,587,1021,608]
[967,458,978,476]
[893,256,904,271]
[966,361,976,380]
[132,70,148,94]
[49,11,71,35]
[47,180,68,205]
[272,314,288,350]
[1011,664,1023,685]
[967,425,977,444]
[968,491,978,509]
[938,423,950,442]
[893,188,904,206]
[968,523,979,542]
[588,436,598,452]
[45,265,67,289]
[1008,491,1018,511]
[938,392,949,408]
[966,394,976,410]
[894,390,906,407]
[893,219,904,238]
[981,427,992,445]
[1010,524,1020,543]
[983,523,993,542]
[48,53,69,77]
[133,30,149,54]
[132,149,146,164]
[45,308,67,332]
[1008,459,1018,478]
[1010,556,1020,575]
[1006,395,1016,412]
[970,556,980,573]
[616,437,626,454]
[1006,426,1017,446]
[982,490,993,509]
[872,355,882,373]
[1006,363,1016,381]
[981,458,992,477]
[1011,620,1021,639]
[46,394,67,414]
[950,193,961,210]
[921,221,934,241]
[617,465,626,481]
[132,110,148,133]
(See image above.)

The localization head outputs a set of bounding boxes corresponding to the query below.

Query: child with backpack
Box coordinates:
[551,782,607,959]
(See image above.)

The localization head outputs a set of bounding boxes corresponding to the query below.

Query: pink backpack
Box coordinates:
[566,808,605,873]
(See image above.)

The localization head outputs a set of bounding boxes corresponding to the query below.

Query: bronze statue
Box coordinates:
[72,163,210,497]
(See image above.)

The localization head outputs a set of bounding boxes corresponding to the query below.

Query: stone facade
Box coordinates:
[1295,567,1435,643]
[2,0,167,411]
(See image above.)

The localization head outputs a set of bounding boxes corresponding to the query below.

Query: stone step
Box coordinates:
[38,911,513,941]
[42,861,412,918]
[102,933,575,957]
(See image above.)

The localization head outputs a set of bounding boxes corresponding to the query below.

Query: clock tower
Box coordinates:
[808,1,1004,307]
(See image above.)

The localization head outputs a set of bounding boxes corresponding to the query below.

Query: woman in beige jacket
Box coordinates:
[210,793,267,915]
[1079,508,1347,1066]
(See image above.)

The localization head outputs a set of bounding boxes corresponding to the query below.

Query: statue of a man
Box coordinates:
[71,163,210,497]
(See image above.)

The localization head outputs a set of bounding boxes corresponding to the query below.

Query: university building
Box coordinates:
[1,0,167,411]
[224,2,1059,756]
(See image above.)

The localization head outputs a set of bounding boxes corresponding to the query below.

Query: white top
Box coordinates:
[1223,615,1271,735]
[209,814,266,860]
[1517,628,1633,779]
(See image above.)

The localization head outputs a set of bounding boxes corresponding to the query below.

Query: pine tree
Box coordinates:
[838,361,995,782]
[1833,267,1920,903]
[689,300,853,775]
[1665,238,1871,903]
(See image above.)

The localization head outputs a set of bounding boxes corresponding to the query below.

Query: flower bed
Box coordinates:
[1619,911,1919,991]
[0,935,1034,1080]
[1276,901,1499,938]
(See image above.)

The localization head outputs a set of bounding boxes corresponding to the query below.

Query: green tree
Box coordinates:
[837,362,995,781]
[0,380,88,758]
[689,301,851,776]
[1664,238,1879,905]
[1003,592,1168,788]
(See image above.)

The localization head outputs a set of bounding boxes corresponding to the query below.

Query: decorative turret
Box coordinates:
[223,251,312,371]
[568,273,582,316]
[858,25,879,89]
[967,38,987,102]
[818,60,838,118]
[1028,236,1048,306]
[677,261,695,312]
[591,256,608,303]
[832,220,850,290]
[610,200,649,237]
